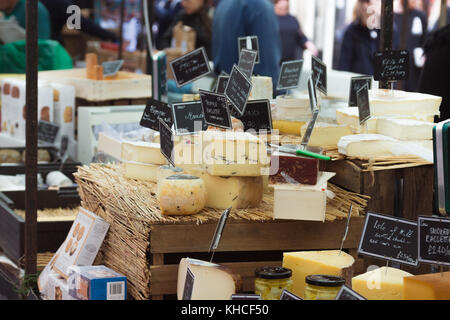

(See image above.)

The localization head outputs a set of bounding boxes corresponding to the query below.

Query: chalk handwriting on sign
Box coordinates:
[418,216,450,266]
[349,76,372,107]
[311,55,327,95]
[373,50,409,81]
[225,64,252,116]
[170,47,211,87]
[199,90,232,129]
[232,99,273,133]
[277,60,304,90]
[358,212,419,266]
[238,48,257,79]
[172,101,208,135]
[140,99,173,132]
[238,36,260,63]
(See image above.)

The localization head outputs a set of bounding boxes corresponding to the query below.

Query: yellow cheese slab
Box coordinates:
[352,267,412,300]
[121,141,167,165]
[272,120,306,135]
[300,123,352,147]
[403,271,450,300]
[124,161,159,182]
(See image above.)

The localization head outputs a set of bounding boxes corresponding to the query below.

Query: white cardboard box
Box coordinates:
[52,207,110,279]
[273,172,336,222]
[42,272,75,300]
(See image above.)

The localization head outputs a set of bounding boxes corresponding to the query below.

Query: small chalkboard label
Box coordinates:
[172,101,208,135]
[358,212,419,266]
[159,118,175,166]
[311,55,327,95]
[232,99,273,133]
[102,60,124,77]
[357,84,371,125]
[238,36,260,63]
[231,294,262,300]
[38,120,60,144]
[277,60,304,90]
[373,50,409,81]
[280,290,302,300]
[238,48,257,79]
[216,76,229,94]
[199,90,232,129]
[335,285,366,300]
[349,76,372,107]
[170,47,211,87]
[182,267,195,300]
[225,64,253,116]
[418,216,450,266]
[140,99,173,132]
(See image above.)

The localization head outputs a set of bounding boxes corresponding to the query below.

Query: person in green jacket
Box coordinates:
[0,0,51,39]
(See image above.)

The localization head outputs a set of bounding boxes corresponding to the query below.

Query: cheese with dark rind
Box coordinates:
[269,151,319,185]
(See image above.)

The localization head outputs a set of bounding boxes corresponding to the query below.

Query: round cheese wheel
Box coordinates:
[157,165,184,196]
[158,174,207,216]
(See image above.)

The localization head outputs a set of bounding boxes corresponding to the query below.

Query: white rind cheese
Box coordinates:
[177,258,242,300]
[121,141,167,165]
[249,76,273,101]
[158,174,206,216]
[376,118,434,140]
[338,134,398,157]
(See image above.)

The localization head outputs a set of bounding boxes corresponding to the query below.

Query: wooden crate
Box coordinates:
[325,160,434,220]
[146,217,366,300]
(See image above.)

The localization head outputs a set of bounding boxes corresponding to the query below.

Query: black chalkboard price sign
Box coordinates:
[232,99,273,133]
[38,120,60,144]
[357,84,371,125]
[225,64,253,116]
[170,47,211,87]
[199,90,232,129]
[280,290,302,300]
[358,212,419,266]
[216,76,229,94]
[182,267,195,300]
[349,76,372,107]
[335,285,366,300]
[238,48,257,79]
[277,59,304,90]
[238,36,260,63]
[373,50,409,81]
[172,101,208,135]
[311,55,327,95]
[140,99,173,132]
[418,216,450,266]
[159,118,175,166]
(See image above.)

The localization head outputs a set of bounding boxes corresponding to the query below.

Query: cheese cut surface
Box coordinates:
[177,258,242,300]
[352,267,413,300]
[403,271,450,300]
[121,141,167,165]
[249,76,273,101]
[300,122,353,147]
[158,174,206,216]
[338,134,398,157]
[369,89,441,116]
[276,94,311,121]
[272,120,306,135]
[185,167,263,209]
[282,250,355,298]
[376,118,434,140]
[124,161,159,182]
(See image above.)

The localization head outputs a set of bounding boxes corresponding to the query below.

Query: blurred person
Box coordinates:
[419,24,450,121]
[394,0,428,91]
[0,0,51,39]
[212,0,281,91]
[338,0,381,75]
[40,0,118,44]
[155,0,182,50]
[274,0,318,62]
[159,0,213,58]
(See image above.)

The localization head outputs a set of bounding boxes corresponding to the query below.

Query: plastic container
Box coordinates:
[254,266,293,300]
[304,275,345,300]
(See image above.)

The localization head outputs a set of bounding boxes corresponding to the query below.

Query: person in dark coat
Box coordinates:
[155,0,182,50]
[274,0,318,62]
[338,0,381,75]
[419,24,450,122]
[159,0,212,58]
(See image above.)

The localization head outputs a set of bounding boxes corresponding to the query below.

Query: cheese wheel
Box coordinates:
[156,165,184,196]
[158,174,206,216]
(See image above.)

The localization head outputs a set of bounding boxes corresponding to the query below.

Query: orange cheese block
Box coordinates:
[403,271,450,300]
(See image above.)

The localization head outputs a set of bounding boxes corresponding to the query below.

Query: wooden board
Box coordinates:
[39,69,151,102]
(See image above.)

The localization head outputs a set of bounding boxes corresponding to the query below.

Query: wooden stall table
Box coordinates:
[75,164,370,300]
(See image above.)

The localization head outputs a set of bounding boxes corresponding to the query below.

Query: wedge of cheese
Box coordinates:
[369,89,441,117]
[376,118,434,140]
[121,141,167,165]
[177,258,242,300]
[338,134,398,158]
[352,267,413,300]
[272,120,306,135]
[124,161,159,182]
[300,122,353,147]
[185,167,263,209]
[249,76,273,101]
[282,250,355,299]
[403,271,450,300]
[200,131,269,176]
